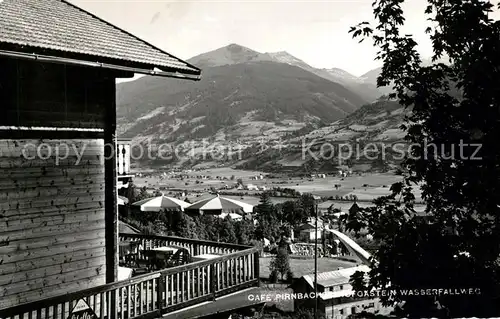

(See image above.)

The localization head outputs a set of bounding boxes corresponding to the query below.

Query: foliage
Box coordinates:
[255,192,281,241]
[291,308,324,319]
[152,190,162,197]
[218,216,238,243]
[278,194,316,228]
[234,218,255,245]
[297,194,316,219]
[270,247,291,280]
[269,187,301,197]
[128,184,151,203]
[173,213,198,239]
[269,270,279,283]
[347,0,500,317]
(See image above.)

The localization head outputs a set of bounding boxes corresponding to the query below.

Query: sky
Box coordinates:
[70,0,498,77]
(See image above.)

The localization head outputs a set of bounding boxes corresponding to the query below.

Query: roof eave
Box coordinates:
[130,65,201,81]
[0,49,202,81]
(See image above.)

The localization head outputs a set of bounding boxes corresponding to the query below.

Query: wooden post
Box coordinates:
[253,251,260,286]
[210,264,217,301]
[104,76,118,284]
[158,275,165,312]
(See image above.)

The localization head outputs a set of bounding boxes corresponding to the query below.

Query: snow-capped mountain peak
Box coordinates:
[322,68,363,84]
[265,51,315,70]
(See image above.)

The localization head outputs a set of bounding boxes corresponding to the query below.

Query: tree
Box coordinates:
[196,215,218,241]
[279,194,314,228]
[153,190,162,197]
[132,186,150,203]
[347,0,500,317]
[270,247,291,281]
[280,200,302,228]
[218,216,237,244]
[298,193,316,219]
[255,192,280,241]
[173,213,198,239]
[234,218,255,245]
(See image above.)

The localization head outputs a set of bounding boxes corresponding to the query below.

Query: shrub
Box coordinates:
[269,270,279,283]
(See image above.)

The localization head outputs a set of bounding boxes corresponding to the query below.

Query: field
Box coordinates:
[259,257,358,279]
[132,169,424,206]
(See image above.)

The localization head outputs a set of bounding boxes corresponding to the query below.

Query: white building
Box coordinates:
[246,184,259,191]
[292,266,392,319]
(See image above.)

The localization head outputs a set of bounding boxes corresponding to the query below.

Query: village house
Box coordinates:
[246,183,259,191]
[0,1,261,318]
[291,266,388,319]
[296,217,326,242]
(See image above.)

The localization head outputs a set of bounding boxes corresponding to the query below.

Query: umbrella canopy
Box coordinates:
[185,195,253,216]
[132,195,190,212]
[118,195,129,206]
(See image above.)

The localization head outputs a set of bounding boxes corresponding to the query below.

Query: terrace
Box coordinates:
[0,233,261,319]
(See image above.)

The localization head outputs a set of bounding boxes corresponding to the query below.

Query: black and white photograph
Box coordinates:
[0,0,499,318]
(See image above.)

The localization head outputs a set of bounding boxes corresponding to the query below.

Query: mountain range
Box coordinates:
[186,44,391,100]
[116,43,404,172]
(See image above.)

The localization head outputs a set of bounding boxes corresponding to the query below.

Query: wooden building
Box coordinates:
[0,0,200,312]
[291,266,388,319]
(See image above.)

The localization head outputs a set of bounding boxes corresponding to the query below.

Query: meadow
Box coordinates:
[132,168,424,207]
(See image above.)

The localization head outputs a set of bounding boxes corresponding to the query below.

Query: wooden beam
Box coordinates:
[0,129,104,139]
[104,78,118,284]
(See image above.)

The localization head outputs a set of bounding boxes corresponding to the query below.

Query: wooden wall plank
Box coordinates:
[0,229,106,254]
[0,255,106,286]
[0,138,107,310]
[1,237,106,264]
[0,276,107,310]
[1,219,105,241]
[1,208,104,231]
[0,246,106,276]
[1,202,103,218]
[0,194,105,211]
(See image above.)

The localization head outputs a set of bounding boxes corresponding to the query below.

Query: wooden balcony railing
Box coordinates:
[119,233,250,256]
[0,234,260,319]
[117,139,131,176]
